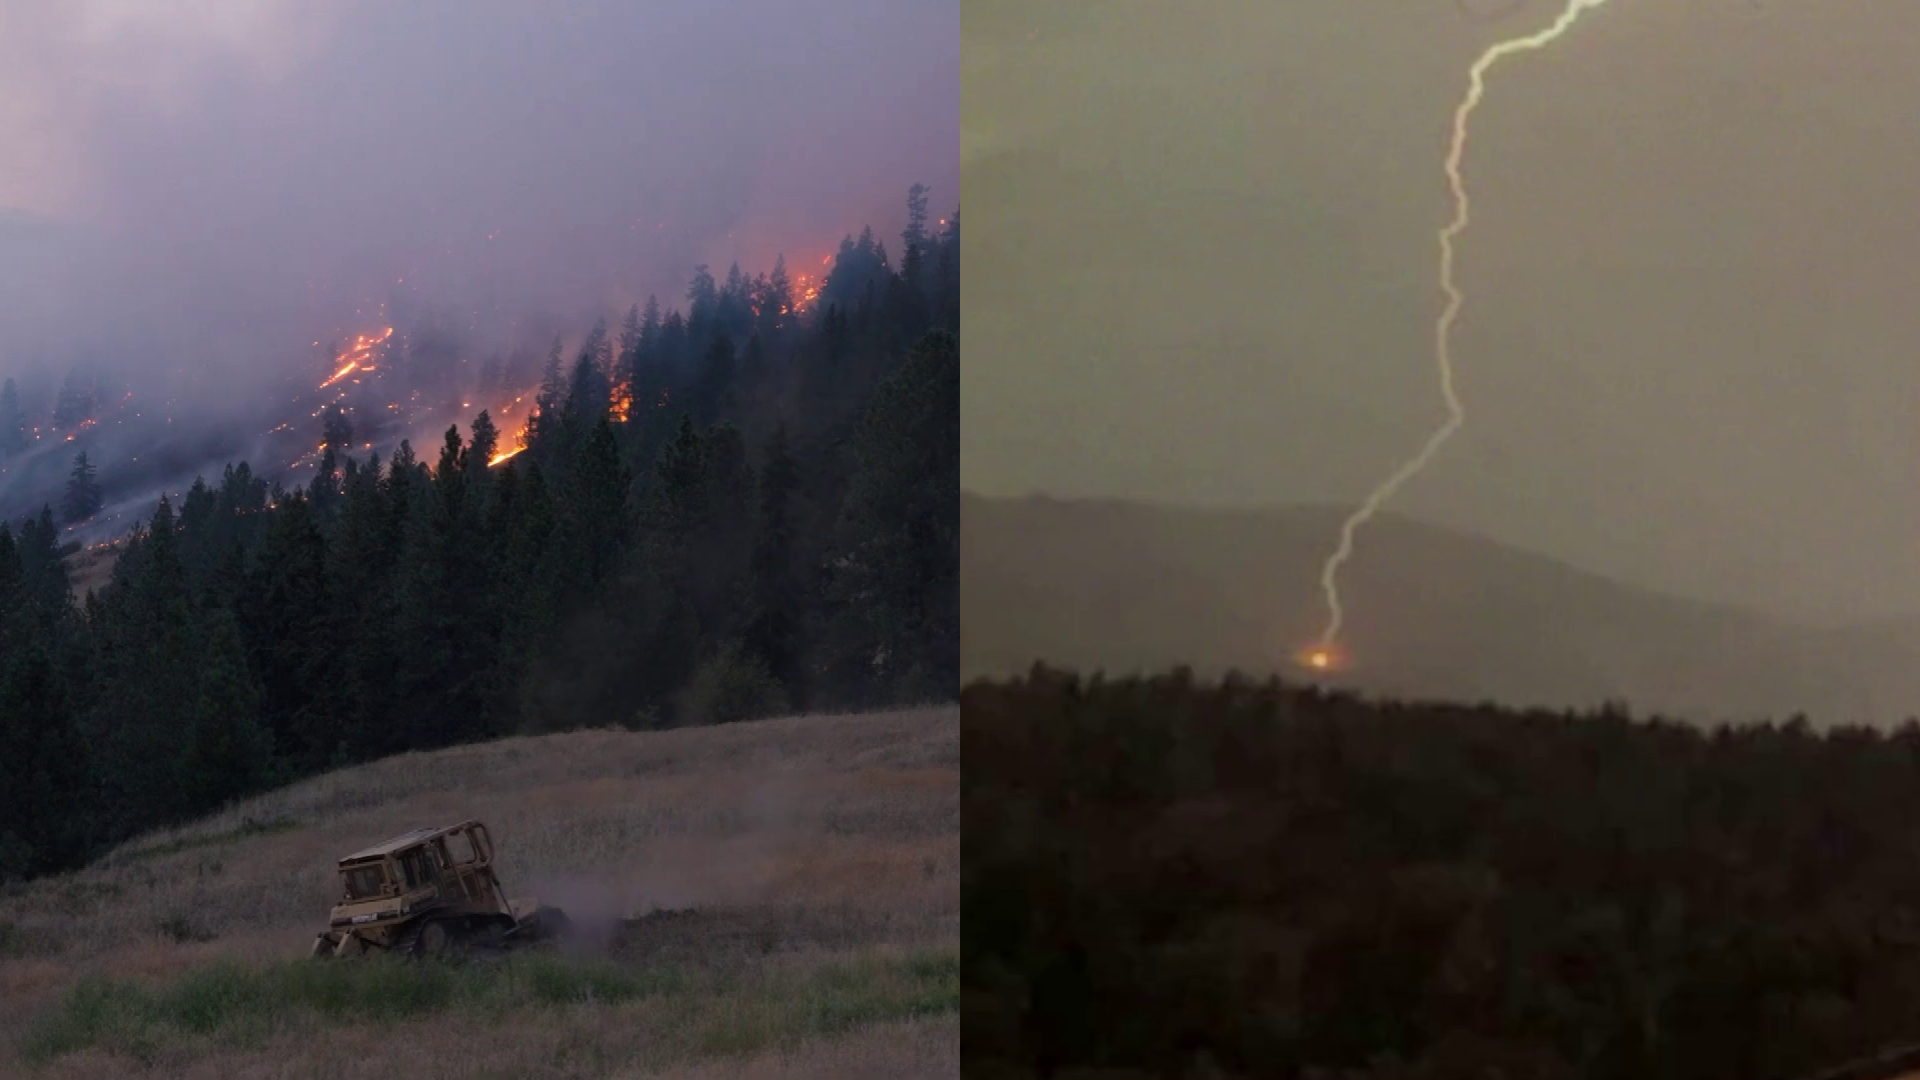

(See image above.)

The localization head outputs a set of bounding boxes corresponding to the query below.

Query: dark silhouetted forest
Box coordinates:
[964,667,1920,1080]
[0,189,957,882]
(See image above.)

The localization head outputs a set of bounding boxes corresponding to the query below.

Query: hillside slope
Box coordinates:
[963,494,1920,724]
[0,707,957,1079]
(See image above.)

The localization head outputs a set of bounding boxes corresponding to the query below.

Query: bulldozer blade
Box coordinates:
[506,903,573,942]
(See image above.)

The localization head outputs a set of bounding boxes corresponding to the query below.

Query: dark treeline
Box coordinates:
[0,187,958,882]
[966,667,1920,1080]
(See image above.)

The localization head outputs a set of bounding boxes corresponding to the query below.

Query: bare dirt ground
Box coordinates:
[0,706,958,1079]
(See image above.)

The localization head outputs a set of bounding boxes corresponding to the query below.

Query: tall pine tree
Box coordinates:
[63,452,102,523]
[0,378,24,457]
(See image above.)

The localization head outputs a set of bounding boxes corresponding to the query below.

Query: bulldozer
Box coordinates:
[309,820,571,959]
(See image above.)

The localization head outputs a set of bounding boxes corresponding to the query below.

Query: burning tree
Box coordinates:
[63,452,102,522]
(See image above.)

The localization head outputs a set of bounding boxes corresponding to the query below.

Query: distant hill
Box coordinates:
[962,493,1920,725]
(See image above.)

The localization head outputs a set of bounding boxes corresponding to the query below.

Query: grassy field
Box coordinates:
[0,706,958,1079]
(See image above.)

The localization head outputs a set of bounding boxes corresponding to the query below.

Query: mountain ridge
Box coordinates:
[962,492,1920,725]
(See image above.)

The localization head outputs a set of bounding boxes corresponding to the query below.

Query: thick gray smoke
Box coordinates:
[0,0,955,533]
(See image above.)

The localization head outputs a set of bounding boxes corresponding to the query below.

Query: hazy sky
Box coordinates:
[0,0,956,394]
[963,0,1920,622]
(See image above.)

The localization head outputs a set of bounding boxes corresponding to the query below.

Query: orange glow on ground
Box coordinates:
[1296,646,1347,674]
[321,327,394,388]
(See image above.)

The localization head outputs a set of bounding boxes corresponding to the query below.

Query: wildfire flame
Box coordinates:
[790,269,823,313]
[320,327,394,389]
[274,244,836,477]
[608,378,633,423]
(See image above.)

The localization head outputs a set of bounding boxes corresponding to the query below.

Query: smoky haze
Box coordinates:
[964,0,1920,624]
[0,0,955,515]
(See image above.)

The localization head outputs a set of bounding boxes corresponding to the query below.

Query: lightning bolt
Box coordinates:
[1309,0,1614,659]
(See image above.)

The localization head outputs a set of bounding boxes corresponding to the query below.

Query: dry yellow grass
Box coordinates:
[62,544,120,600]
[0,706,958,1078]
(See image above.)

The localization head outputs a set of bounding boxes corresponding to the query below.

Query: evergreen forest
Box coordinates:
[965,667,1920,1080]
[0,188,958,883]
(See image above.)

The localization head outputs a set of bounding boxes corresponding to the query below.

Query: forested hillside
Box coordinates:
[964,668,1920,1080]
[0,187,958,882]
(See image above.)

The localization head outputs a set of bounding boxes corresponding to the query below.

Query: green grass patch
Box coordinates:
[691,947,960,1057]
[16,952,683,1064]
[121,816,303,862]
[521,954,686,1005]
[18,945,959,1068]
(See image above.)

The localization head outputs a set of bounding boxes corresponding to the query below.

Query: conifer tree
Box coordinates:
[63,452,102,523]
[0,640,89,879]
[694,335,737,422]
[764,255,794,336]
[901,182,930,288]
[321,403,353,453]
[466,410,500,485]
[686,265,718,337]
[835,329,959,694]
[53,370,94,430]
[15,507,73,626]
[242,494,333,768]
[0,378,24,457]
[745,426,803,700]
[526,336,568,451]
[566,416,631,589]
[182,607,274,804]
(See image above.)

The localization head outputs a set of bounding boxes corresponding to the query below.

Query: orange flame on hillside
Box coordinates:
[278,244,837,476]
[609,378,633,423]
[321,327,394,388]
[789,269,823,313]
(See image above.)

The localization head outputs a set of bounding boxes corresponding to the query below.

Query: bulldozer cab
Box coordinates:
[330,821,504,917]
[341,862,390,900]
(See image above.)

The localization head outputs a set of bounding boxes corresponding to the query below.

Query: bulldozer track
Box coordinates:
[390,922,425,957]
